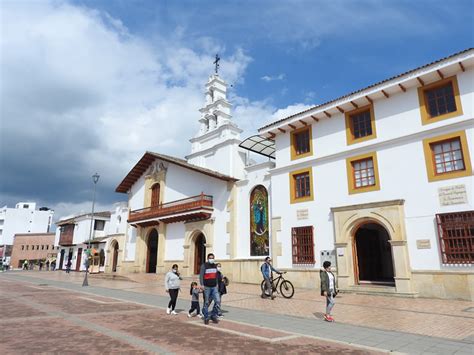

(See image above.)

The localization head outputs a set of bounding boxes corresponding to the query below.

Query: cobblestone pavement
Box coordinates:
[15,270,473,340]
[0,276,379,354]
[2,271,473,354]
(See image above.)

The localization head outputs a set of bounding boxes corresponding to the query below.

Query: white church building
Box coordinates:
[113,48,473,300]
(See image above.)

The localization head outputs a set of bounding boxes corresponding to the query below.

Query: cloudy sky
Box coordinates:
[1,0,472,221]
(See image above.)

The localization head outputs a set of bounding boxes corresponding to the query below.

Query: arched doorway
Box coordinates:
[354,223,395,285]
[194,233,206,274]
[112,242,119,272]
[147,229,158,273]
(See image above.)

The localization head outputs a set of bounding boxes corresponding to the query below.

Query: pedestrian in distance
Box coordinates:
[46,260,50,271]
[320,261,337,322]
[216,263,227,318]
[39,260,43,271]
[187,282,203,318]
[65,260,72,274]
[260,256,281,299]
[165,264,182,315]
[199,253,220,325]
[23,260,28,270]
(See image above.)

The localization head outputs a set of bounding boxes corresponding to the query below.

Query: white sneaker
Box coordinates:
[171,310,178,315]
[197,314,203,319]
[166,307,171,315]
[187,313,192,318]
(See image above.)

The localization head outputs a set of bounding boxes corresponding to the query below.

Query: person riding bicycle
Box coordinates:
[260,256,281,299]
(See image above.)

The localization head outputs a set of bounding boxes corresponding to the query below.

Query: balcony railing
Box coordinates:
[129,193,213,223]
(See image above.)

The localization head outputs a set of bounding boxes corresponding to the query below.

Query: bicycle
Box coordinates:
[260,271,295,299]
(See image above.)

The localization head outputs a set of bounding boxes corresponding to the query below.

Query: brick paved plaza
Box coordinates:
[1,271,473,354]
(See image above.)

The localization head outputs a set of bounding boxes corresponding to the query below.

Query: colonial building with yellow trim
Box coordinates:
[115,48,474,301]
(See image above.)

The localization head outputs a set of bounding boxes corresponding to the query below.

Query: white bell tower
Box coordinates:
[186,57,246,178]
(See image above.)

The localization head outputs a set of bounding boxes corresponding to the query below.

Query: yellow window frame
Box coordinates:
[289,167,314,204]
[345,104,377,145]
[418,76,463,125]
[422,130,472,182]
[346,152,381,194]
[290,125,313,160]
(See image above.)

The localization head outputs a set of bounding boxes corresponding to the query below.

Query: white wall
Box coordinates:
[165,223,185,260]
[235,162,274,259]
[271,68,474,271]
[0,205,53,246]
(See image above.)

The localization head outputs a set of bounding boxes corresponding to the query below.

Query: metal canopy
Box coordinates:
[239,135,275,159]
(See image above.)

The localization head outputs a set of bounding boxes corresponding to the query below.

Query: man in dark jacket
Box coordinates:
[320,261,337,322]
[199,253,220,325]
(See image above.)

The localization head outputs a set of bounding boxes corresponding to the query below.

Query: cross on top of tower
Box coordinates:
[213,54,220,74]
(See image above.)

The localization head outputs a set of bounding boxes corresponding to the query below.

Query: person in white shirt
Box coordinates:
[165,264,182,315]
[320,261,337,322]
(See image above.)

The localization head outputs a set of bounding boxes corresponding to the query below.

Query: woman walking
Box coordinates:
[320,261,337,322]
[165,264,182,315]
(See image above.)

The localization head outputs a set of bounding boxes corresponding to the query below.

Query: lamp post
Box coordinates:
[83,173,100,287]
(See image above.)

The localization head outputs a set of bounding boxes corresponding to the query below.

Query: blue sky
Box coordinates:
[1,0,473,220]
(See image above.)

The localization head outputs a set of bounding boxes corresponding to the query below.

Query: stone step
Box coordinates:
[89,273,134,282]
[340,285,418,298]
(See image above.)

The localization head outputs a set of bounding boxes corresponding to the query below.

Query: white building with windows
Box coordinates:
[0,202,54,263]
[55,203,128,273]
[115,48,473,300]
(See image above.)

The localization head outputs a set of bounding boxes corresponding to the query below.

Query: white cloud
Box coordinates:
[0,0,253,209]
[261,74,285,82]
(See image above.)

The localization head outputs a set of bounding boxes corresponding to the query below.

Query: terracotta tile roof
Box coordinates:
[115,151,238,194]
[259,47,474,132]
[56,211,111,226]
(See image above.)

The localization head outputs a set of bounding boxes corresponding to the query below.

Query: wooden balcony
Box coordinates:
[58,225,74,246]
[128,193,213,225]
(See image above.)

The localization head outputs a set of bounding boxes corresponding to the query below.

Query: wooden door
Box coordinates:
[151,184,160,207]
[59,250,65,270]
[194,234,206,274]
[76,248,82,271]
[112,243,119,272]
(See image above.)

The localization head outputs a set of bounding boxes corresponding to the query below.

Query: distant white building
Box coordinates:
[54,203,128,273]
[115,48,473,301]
[0,202,54,262]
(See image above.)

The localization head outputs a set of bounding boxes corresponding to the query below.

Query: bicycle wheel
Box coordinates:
[280,280,294,298]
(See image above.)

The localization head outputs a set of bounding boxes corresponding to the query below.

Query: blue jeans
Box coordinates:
[202,286,220,320]
[326,292,335,315]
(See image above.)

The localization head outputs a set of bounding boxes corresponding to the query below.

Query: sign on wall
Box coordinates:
[438,184,468,206]
[416,239,431,249]
[296,209,309,220]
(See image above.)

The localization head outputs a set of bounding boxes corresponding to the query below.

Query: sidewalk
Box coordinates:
[2,270,473,354]
[16,270,473,340]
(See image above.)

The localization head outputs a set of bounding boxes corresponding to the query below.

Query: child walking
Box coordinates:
[188,282,203,318]
[216,263,227,318]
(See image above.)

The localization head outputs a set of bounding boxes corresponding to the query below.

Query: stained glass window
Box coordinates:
[250,185,269,256]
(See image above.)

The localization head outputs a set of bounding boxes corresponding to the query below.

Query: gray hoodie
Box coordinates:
[165,271,181,290]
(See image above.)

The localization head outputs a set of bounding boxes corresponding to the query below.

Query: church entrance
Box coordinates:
[354,223,395,285]
[112,242,119,272]
[194,233,206,274]
[147,229,158,273]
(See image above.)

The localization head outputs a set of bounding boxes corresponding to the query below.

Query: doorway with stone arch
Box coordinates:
[111,241,119,272]
[194,233,206,274]
[353,222,395,285]
[147,229,159,273]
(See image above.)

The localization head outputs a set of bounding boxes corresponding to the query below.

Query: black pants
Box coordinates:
[188,301,200,315]
[168,289,179,310]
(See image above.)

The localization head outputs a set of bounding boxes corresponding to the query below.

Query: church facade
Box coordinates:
[114,48,474,300]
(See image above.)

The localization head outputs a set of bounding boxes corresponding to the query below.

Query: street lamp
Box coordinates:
[83,172,100,287]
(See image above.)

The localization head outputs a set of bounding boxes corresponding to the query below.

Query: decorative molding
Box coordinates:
[331,199,405,212]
